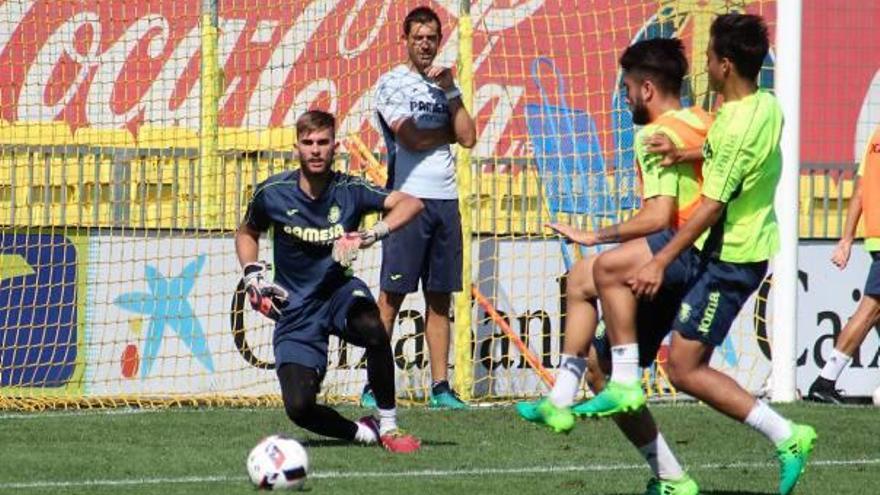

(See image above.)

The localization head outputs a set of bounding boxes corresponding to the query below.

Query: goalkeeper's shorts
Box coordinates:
[866,251,880,297]
[380,199,462,294]
[273,277,374,373]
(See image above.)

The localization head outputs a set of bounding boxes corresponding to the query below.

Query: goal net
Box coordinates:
[0,0,776,410]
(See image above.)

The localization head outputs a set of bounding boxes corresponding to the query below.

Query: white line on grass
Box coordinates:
[2,458,879,490]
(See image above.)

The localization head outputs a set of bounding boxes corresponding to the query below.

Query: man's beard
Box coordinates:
[631,100,650,125]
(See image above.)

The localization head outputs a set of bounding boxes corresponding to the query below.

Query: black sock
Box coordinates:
[432,380,451,394]
[277,363,357,440]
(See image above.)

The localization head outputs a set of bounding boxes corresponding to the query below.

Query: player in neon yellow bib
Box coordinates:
[518,38,706,495]
[581,14,816,495]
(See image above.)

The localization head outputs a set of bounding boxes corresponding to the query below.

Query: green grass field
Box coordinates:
[0,402,876,495]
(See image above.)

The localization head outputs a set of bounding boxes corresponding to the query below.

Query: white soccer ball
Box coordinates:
[873,386,880,407]
[247,434,309,490]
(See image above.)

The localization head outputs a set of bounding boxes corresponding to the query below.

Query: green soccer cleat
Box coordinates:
[644,475,699,495]
[571,380,646,418]
[516,399,543,422]
[776,423,817,495]
[360,386,377,409]
[429,390,469,410]
[515,398,575,433]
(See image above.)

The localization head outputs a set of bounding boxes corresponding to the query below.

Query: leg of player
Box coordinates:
[666,334,816,495]
[587,346,698,495]
[807,293,880,403]
[574,238,655,417]
[345,298,420,453]
[277,362,380,444]
[424,290,467,409]
[360,290,407,409]
[517,256,598,432]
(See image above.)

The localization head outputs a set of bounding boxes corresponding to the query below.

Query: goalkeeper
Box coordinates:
[235,110,423,453]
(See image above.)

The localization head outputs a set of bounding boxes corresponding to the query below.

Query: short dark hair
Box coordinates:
[619,38,688,95]
[296,110,335,137]
[710,13,769,80]
[404,6,442,36]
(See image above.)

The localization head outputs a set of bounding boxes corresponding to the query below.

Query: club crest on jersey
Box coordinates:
[327,205,341,223]
[702,141,713,160]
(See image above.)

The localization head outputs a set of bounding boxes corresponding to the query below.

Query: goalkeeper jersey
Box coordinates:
[244,170,390,303]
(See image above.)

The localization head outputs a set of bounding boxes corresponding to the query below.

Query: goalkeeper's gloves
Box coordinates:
[331,221,390,269]
[242,261,289,321]
[332,233,362,268]
[358,220,390,248]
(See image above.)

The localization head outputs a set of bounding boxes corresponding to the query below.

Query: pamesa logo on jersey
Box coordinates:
[283,223,345,244]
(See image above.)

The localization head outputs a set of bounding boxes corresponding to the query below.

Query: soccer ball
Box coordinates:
[247,434,308,490]
[873,386,880,407]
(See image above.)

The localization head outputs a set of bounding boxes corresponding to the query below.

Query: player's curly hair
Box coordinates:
[619,38,688,95]
[710,13,769,80]
[296,110,335,137]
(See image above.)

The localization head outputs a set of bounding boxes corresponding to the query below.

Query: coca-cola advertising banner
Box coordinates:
[0,0,876,165]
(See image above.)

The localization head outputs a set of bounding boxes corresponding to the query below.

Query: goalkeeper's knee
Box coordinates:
[347,299,389,348]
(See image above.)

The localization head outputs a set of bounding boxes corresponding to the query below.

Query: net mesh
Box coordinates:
[0,0,777,410]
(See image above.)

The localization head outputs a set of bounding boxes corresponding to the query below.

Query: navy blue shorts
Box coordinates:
[675,257,767,347]
[380,199,462,294]
[865,251,880,297]
[645,229,703,293]
[593,292,680,367]
[593,229,696,366]
[273,277,374,372]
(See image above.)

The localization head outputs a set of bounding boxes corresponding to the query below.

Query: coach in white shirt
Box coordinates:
[367,6,476,410]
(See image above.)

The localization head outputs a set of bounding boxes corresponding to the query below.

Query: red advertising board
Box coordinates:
[0,0,875,166]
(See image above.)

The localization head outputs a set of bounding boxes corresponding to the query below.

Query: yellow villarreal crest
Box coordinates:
[327,204,341,223]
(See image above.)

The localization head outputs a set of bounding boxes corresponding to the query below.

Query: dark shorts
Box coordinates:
[593,229,697,366]
[866,251,880,297]
[644,229,767,347]
[675,257,768,347]
[380,198,462,294]
[273,277,374,372]
[593,292,681,367]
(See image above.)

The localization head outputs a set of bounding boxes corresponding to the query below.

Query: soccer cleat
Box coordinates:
[776,423,817,495]
[805,378,844,404]
[360,385,377,409]
[515,398,574,433]
[571,380,646,418]
[429,382,469,410]
[380,429,421,453]
[644,475,699,495]
[355,415,380,444]
[516,399,543,422]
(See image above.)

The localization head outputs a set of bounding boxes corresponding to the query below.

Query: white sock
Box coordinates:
[819,348,852,382]
[378,407,398,435]
[609,344,640,384]
[549,354,587,407]
[745,400,792,445]
[638,433,685,481]
[354,420,378,444]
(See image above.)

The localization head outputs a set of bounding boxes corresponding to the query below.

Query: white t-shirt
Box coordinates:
[375,65,457,199]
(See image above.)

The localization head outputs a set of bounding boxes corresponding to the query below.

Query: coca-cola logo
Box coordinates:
[2,0,602,157]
